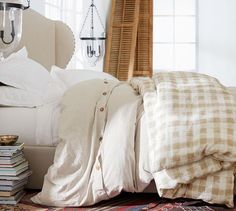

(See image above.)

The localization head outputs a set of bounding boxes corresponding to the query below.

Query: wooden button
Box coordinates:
[99,137,103,142]
[103,92,107,96]
[104,81,108,84]
[96,164,100,170]
[100,107,104,112]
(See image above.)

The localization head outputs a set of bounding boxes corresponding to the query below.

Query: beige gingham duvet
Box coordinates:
[131,72,236,207]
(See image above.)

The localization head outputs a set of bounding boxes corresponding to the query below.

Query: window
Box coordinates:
[153,0,197,72]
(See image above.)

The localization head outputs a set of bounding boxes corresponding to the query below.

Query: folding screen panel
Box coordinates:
[105,0,153,81]
[133,0,153,77]
[104,0,140,81]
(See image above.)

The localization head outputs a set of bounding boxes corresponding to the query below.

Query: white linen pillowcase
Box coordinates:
[0,86,44,107]
[51,66,119,91]
[0,48,63,107]
[0,83,63,107]
[0,47,52,95]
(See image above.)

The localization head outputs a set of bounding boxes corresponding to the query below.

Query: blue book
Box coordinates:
[0,161,28,176]
[0,170,32,180]
[0,180,27,191]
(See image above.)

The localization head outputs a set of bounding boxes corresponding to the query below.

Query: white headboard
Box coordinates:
[15,9,75,71]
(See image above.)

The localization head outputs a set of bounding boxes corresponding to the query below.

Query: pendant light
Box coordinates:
[0,0,30,60]
[79,0,106,66]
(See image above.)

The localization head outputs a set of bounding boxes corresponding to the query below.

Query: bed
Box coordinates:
[1,8,236,208]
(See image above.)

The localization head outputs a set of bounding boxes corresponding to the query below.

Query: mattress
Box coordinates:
[0,102,60,146]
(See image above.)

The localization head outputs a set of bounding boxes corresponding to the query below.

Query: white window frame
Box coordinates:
[153,0,199,72]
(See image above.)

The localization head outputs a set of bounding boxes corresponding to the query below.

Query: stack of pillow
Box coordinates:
[0,48,57,107]
[0,48,117,108]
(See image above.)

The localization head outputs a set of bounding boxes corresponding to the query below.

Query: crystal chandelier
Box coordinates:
[79,0,106,66]
[0,0,30,60]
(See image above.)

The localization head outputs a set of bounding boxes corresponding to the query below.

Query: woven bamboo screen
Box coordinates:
[134,0,153,77]
[104,0,140,81]
[104,0,153,81]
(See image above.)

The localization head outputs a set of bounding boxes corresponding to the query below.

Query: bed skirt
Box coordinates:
[24,145,55,189]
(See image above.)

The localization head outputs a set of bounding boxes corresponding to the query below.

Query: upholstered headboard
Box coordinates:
[15,9,75,71]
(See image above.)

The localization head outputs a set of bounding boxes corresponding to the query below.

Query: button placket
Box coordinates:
[96,81,122,144]
[93,80,123,198]
[96,80,110,143]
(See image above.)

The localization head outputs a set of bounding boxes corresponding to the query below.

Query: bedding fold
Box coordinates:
[130,72,236,207]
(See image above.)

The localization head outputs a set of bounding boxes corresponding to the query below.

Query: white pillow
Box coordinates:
[0,81,63,107]
[51,66,118,91]
[0,48,52,95]
[0,86,44,107]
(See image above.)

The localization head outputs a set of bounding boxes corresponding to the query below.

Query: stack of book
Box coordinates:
[0,143,32,205]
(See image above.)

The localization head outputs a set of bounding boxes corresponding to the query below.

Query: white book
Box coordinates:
[0,143,24,151]
[0,151,22,160]
[0,155,25,165]
[0,150,22,157]
[0,158,26,168]
[0,178,28,186]
[0,170,32,180]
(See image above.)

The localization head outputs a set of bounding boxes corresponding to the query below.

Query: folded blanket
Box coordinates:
[131,72,236,207]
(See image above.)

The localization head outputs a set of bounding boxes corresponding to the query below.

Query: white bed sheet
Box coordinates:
[0,102,60,146]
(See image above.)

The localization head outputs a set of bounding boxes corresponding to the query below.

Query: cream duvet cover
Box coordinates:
[32,79,152,206]
[32,72,236,207]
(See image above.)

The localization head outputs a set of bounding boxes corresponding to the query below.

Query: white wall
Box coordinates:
[198,0,236,86]
[30,0,45,15]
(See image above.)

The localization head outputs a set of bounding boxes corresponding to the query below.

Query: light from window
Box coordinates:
[153,0,197,72]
